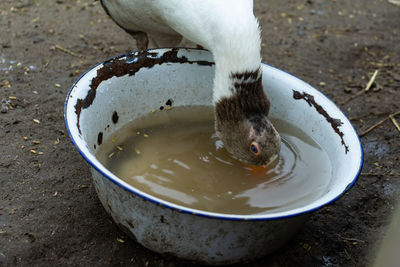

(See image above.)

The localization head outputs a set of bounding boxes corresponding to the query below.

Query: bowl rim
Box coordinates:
[64,47,364,221]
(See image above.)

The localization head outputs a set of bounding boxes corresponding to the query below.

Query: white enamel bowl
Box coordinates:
[64,48,363,265]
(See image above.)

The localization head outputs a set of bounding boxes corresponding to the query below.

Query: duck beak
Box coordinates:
[248,154,279,177]
[249,165,267,176]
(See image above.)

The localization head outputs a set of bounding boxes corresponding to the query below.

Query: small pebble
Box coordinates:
[344,87,352,93]
[1,100,9,113]
[2,81,10,87]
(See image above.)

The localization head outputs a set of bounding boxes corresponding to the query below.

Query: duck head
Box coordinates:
[214,70,281,166]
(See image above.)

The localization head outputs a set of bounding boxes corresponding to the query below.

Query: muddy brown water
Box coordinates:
[96,106,332,215]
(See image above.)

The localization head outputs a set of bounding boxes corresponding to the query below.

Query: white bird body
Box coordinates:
[101,0,281,166]
[101,0,261,102]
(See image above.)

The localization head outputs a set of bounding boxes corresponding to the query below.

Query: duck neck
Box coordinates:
[207,13,269,121]
[211,35,263,104]
[212,49,270,124]
[213,68,270,124]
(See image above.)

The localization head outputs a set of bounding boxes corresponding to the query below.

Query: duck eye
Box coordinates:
[250,142,260,155]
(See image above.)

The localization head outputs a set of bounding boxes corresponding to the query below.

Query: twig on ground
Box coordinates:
[388,0,400,6]
[359,110,400,137]
[349,111,394,121]
[55,45,81,57]
[338,234,365,243]
[359,117,389,137]
[341,70,379,105]
[361,172,384,176]
[341,90,365,105]
[44,59,50,68]
[389,114,400,134]
[344,248,351,260]
[350,113,371,121]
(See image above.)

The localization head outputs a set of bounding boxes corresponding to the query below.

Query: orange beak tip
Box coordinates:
[249,165,267,176]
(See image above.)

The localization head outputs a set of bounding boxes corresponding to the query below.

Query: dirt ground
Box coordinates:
[1,0,399,266]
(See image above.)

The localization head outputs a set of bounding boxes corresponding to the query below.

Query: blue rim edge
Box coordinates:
[63,47,364,221]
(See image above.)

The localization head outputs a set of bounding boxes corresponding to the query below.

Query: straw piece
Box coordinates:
[364,70,379,92]
[359,110,400,137]
[55,45,81,57]
[389,114,400,134]
[341,70,379,105]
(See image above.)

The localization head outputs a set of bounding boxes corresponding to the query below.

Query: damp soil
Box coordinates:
[1,0,399,266]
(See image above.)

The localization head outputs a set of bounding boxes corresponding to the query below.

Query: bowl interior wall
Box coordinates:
[65,48,362,218]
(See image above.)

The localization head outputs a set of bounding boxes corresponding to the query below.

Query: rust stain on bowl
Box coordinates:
[74,48,214,134]
[112,111,119,124]
[293,90,349,154]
